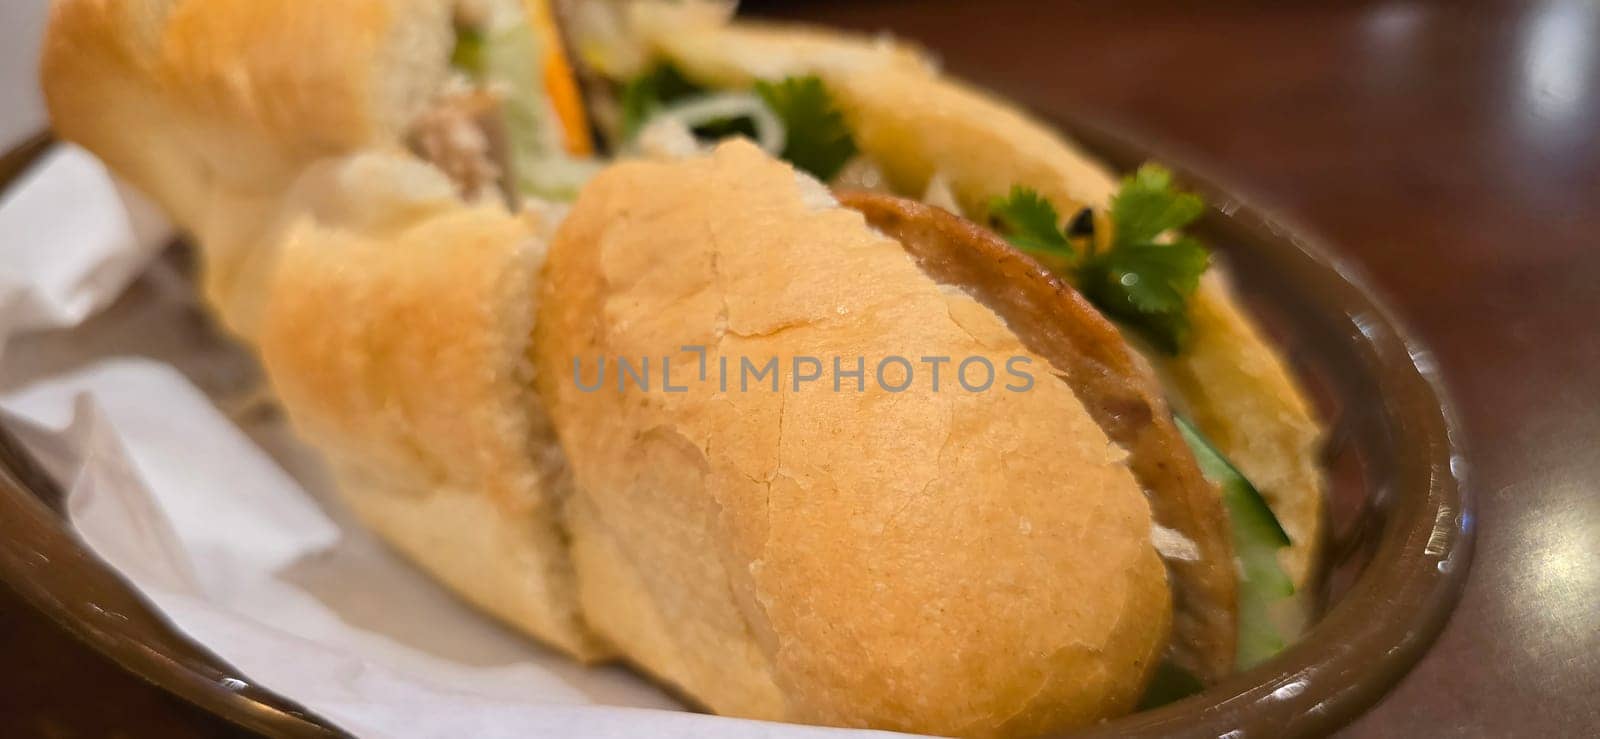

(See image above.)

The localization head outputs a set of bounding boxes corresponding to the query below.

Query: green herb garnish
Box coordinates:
[755,75,858,181]
[619,68,857,181]
[1109,164,1207,246]
[1083,165,1210,352]
[619,63,706,138]
[1079,235,1210,353]
[989,185,1076,265]
[988,164,1211,352]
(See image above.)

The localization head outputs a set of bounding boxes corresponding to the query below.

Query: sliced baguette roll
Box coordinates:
[256,152,606,659]
[533,140,1172,736]
[43,0,610,659]
[610,13,1326,588]
[41,0,1323,726]
[41,0,456,339]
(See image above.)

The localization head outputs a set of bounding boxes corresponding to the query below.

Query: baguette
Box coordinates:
[256,152,605,659]
[534,140,1171,735]
[600,9,1326,588]
[42,0,1329,733]
[43,0,609,659]
[41,0,455,338]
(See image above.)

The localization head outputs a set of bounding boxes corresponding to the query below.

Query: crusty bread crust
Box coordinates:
[43,2,617,658]
[258,152,607,659]
[42,0,451,190]
[41,0,454,337]
[535,141,1171,736]
[640,17,1326,589]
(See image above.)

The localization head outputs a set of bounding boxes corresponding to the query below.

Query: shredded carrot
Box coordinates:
[524,0,592,157]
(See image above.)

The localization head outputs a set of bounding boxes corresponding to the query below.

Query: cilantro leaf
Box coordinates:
[988,186,1076,259]
[1090,238,1209,315]
[620,63,706,138]
[755,76,857,181]
[1110,164,1206,245]
[986,165,1212,352]
[1083,164,1212,352]
[1080,236,1210,352]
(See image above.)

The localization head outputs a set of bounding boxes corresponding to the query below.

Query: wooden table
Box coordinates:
[4,0,1597,735]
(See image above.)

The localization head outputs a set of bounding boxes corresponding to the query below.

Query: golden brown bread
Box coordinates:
[41,0,455,337]
[44,0,1326,730]
[534,140,1172,736]
[43,0,612,660]
[618,12,1326,588]
[255,152,607,659]
[840,191,1238,683]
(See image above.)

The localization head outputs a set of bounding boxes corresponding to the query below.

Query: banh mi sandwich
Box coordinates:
[536,139,1177,732]
[569,0,1324,664]
[40,0,1326,735]
[44,0,613,659]
[571,1,1324,595]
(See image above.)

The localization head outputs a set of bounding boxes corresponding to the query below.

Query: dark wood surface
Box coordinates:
[4,0,1597,736]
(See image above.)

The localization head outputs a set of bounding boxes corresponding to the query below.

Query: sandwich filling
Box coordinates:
[410,0,600,203]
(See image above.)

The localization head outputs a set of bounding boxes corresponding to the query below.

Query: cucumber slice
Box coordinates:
[483,25,597,198]
[1175,416,1295,670]
[451,19,598,200]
